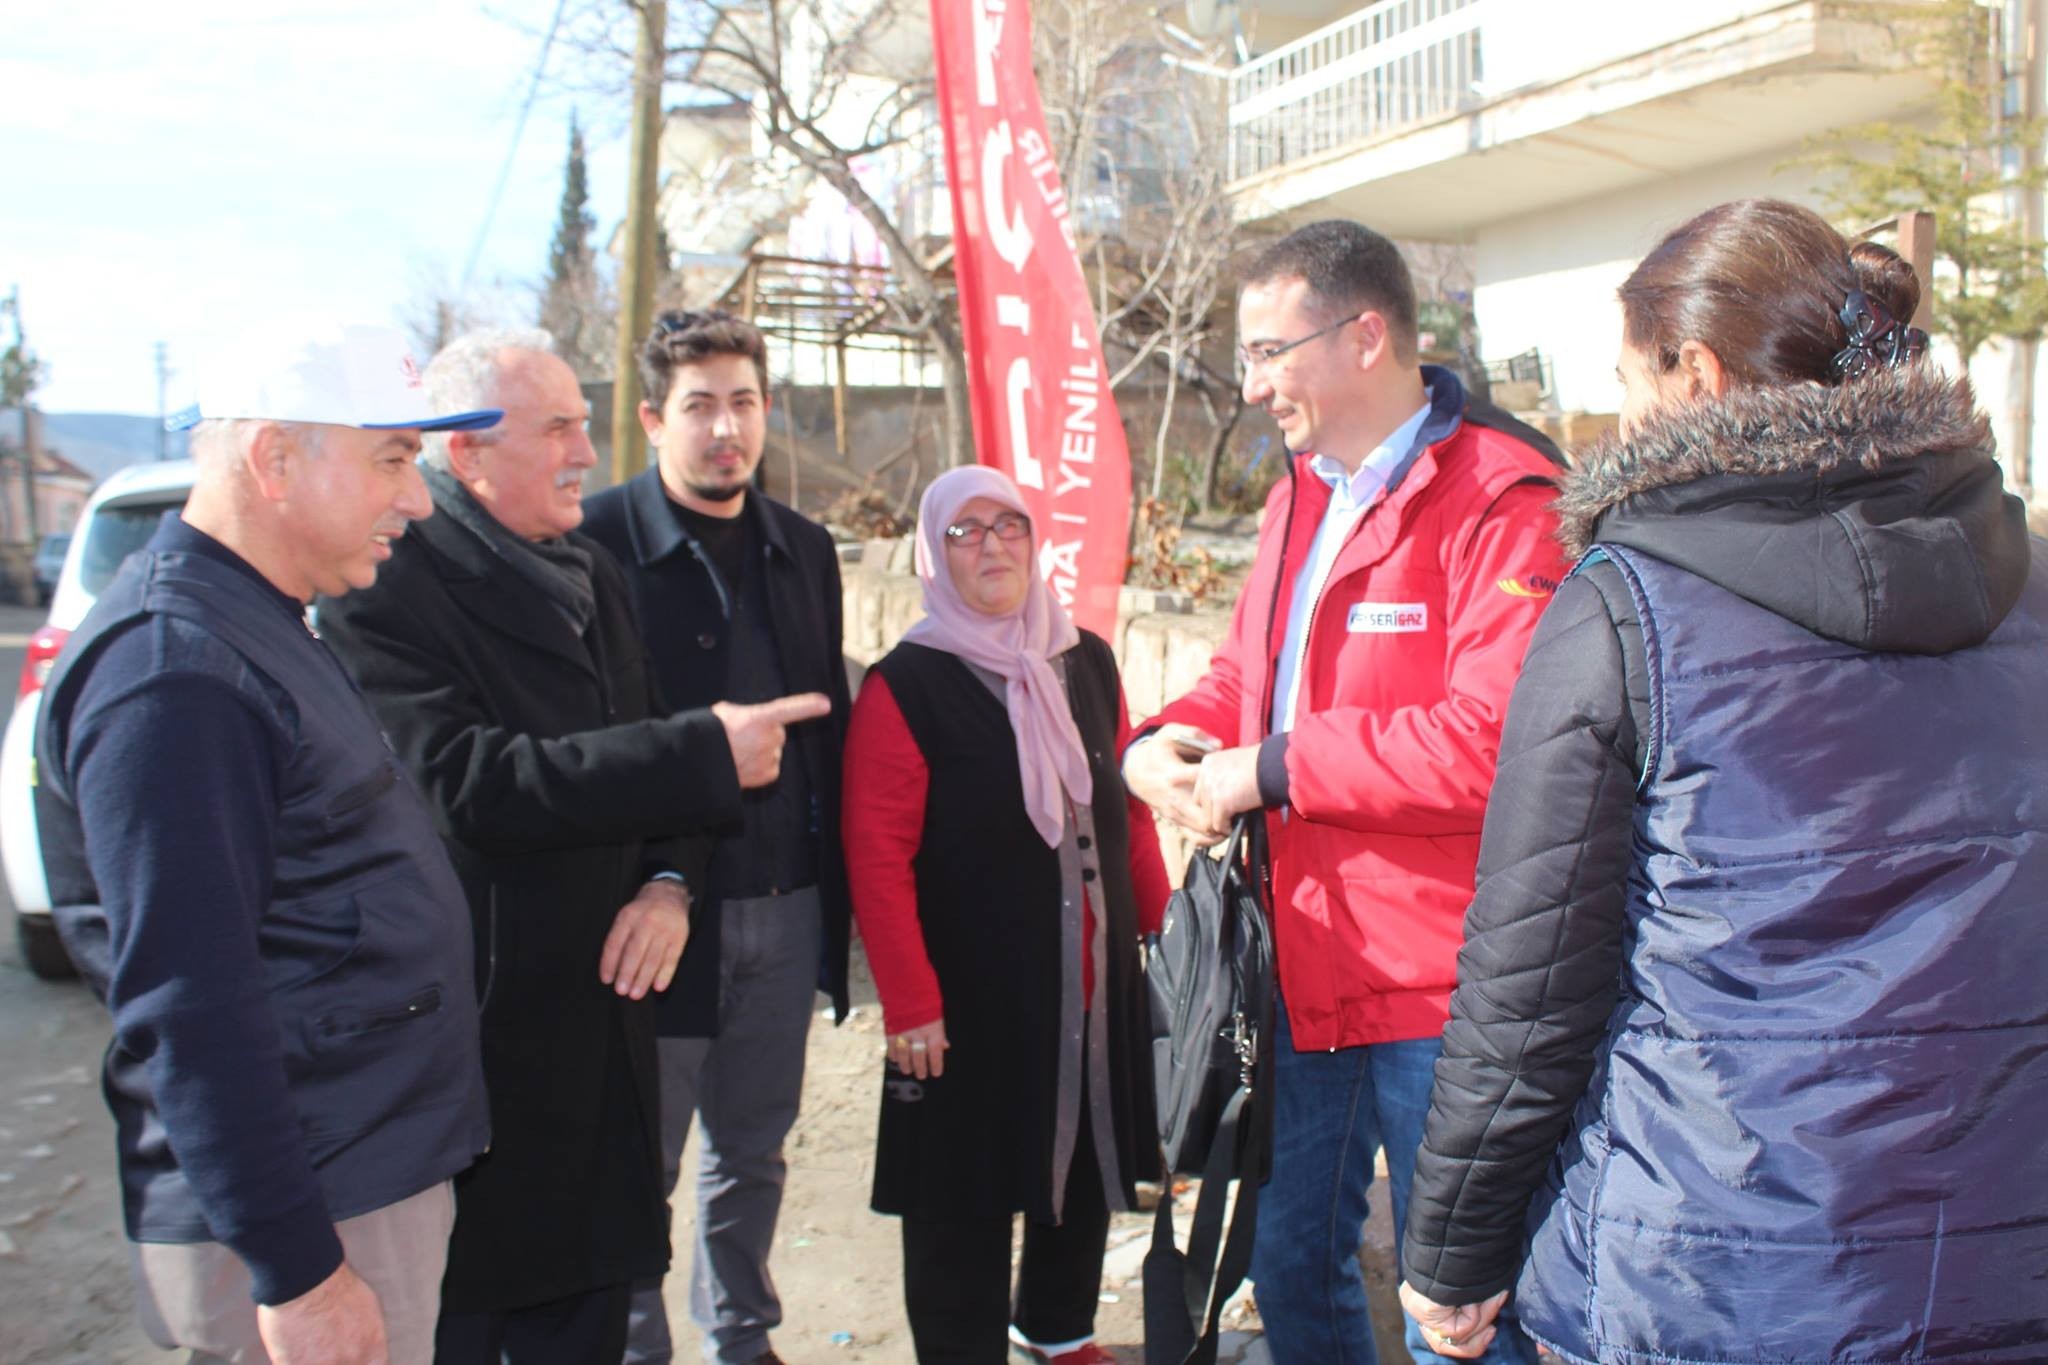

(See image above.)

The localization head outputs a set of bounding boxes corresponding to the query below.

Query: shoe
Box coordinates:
[1014,1342,1117,1365]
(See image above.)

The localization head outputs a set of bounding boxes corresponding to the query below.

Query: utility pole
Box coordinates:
[3,288,38,548]
[611,0,667,486]
[155,341,170,460]
[2008,0,2042,499]
[1897,211,1937,333]
[20,404,39,545]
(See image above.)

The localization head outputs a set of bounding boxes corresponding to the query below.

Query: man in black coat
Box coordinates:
[581,309,850,1365]
[316,327,829,1365]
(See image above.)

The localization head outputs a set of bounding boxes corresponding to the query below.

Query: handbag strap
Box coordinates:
[1215,815,1259,920]
[1147,1077,1267,1365]
[1211,1055,1268,1318]
[1218,817,1248,881]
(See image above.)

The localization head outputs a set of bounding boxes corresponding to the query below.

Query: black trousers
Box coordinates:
[434,1282,632,1365]
[900,1125,1113,1364]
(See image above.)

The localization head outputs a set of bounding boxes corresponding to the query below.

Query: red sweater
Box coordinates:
[844,672,1173,1035]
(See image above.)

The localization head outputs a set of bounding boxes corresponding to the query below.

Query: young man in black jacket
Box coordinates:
[581,310,851,1365]
[315,327,826,1364]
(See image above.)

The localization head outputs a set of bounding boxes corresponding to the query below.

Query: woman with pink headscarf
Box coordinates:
[843,466,1171,1364]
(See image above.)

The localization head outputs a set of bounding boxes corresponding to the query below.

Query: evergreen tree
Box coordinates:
[1796,0,2048,369]
[539,114,614,378]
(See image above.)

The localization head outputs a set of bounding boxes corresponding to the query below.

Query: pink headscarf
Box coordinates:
[903,466,1094,847]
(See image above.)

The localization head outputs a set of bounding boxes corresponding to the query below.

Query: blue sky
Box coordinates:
[3,2,628,415]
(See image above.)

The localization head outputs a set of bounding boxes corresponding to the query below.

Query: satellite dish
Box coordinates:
[1185,0,1237,39]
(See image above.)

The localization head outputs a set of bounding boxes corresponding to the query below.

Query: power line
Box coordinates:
[460,0,571,294]
[155,342,169,460]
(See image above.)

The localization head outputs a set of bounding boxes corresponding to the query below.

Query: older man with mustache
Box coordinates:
[316,328,828,1364]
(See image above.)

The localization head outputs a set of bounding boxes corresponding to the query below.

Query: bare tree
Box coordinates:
[1033,0,1154,218]
[399,262,484,359]
[559,0,971,463]
[1130,160,1236,501]
[553,0,1260,503]
[1034,9,1253,510]
[398,259,524,359]
[1401,239,1475,327]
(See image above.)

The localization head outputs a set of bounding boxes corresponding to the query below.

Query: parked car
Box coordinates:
[2,462,196,979]
[31,533,71,605]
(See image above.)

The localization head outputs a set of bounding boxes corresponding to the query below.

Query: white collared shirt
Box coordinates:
[1271,396,1434,733]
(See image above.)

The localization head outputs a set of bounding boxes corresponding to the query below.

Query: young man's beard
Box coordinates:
[685,449,754,503]
[684,478,747,503]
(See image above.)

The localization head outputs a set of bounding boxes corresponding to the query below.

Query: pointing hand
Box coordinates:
[711,692,833,788]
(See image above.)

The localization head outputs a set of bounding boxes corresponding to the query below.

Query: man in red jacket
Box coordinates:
[1126,220,1563,1364]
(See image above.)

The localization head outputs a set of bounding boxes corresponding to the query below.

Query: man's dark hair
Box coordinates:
[1241,220,1419,364]
[638,308,770,410]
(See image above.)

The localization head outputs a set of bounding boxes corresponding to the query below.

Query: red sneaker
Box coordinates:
[1037,1345,1119,1365]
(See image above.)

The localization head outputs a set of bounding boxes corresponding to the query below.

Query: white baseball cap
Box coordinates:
[166,321,501,433]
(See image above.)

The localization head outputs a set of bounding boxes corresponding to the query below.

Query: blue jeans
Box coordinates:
[1250,1004,1538,1365]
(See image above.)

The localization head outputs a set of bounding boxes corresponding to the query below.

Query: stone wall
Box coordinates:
[840,541,1231,724]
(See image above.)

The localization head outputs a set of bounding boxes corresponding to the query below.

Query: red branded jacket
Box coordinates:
[1151,377,1566,1050]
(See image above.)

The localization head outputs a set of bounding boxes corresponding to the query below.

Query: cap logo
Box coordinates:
[400,354,423,388]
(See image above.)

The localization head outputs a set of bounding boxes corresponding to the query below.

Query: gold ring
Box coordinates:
[893,1035,910,1048]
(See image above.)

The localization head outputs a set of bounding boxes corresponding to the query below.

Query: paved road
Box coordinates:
[0,602,161,1364]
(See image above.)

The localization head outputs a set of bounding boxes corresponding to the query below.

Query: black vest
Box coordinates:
[35,542,488,1239]
[865,633,1158,1220]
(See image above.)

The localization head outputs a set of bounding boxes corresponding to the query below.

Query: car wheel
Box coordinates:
[15,913,75,980]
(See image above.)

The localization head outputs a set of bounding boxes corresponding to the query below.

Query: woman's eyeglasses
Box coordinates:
[943,512,1032,547]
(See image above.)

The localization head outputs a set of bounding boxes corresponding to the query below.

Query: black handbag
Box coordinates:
[1143,815,1275,1365]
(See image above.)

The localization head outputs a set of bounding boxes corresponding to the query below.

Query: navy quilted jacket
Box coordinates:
[1402,367,2048,1362]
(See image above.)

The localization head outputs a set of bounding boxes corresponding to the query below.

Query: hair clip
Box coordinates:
[1831,289,1929,379]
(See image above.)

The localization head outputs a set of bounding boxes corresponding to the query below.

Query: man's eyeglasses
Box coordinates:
[1236,315,1355,373]
[943,512,1032,548]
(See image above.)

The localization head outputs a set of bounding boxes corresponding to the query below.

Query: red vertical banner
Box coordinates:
[929,0,1132,639]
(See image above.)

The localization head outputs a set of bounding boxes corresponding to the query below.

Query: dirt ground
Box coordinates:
[0,921,1418,1365]
[672,952,1412,1365]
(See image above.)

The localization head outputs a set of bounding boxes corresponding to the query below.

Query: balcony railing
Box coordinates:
[1228,0,1486,181]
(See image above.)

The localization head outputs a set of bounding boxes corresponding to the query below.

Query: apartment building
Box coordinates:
[1225,0,2047,489]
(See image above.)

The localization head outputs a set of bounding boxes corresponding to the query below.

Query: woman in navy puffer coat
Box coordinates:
[1396,198,2048,1363]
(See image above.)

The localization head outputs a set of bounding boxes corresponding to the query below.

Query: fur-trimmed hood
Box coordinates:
[1560,366,2034,654]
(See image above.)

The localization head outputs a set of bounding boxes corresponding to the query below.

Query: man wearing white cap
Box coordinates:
[33,321,500,1364]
